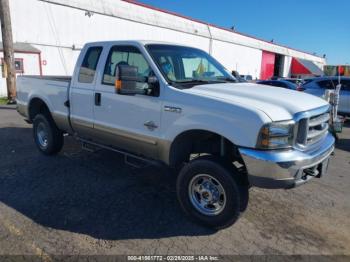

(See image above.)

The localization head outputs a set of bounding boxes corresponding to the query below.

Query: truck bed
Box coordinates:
[20,75,72,82]
[16,75,72,132]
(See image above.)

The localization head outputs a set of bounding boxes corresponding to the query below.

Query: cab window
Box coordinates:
[102,46,152,90]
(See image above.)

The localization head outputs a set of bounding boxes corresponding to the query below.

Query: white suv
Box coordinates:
[303,77,350,114]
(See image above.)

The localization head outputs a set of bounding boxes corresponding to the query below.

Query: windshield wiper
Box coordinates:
[171,78,237,89]
[177,79,213,84]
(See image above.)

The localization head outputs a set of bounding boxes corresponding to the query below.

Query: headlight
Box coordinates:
[257,121,295,149]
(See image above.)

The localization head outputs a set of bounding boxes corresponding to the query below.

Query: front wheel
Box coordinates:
[176,156,248,229]
[33,114,64,155]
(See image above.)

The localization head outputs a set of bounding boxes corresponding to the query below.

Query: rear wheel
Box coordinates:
[33,114,64,155]
[176,156,248,229]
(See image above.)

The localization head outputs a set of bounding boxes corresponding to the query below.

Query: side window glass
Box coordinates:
[102,46,152,90]
[332,80,340,88]
[128,52,151,77]
[78,47,102,83]
[318,80,333,89]
[341,80,350,91]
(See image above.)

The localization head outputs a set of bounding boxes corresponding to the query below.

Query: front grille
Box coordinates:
[296,110,330,147]
[307,113,330,144]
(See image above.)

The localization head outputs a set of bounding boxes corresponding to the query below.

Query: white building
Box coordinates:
[0,0,326,96]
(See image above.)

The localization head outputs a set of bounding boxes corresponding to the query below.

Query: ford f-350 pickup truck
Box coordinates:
[17,41,335,229]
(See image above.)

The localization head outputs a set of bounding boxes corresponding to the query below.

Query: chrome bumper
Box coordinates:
[239,133,335,189]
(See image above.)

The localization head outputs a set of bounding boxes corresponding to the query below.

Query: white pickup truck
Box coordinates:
[17,41,335,229]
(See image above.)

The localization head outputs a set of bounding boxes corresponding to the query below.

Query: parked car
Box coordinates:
[270,77,305,85]
[231,71,246,82]
[283,78,305,85]
[257,80,304,91]
[302,76,350,114]
[240,75,253,81]
[16,41,334,229]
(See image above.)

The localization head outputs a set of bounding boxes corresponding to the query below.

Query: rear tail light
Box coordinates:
[296,86,305,91]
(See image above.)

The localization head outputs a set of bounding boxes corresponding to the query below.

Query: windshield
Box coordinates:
[146,44,236,88]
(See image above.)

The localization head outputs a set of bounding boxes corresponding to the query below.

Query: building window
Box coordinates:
[15,59,24,73]
[1,58,24,76]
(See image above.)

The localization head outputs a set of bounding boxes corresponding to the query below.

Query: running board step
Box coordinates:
[124,155,150,169]
[78,138,162,169]
[81,141,99,153]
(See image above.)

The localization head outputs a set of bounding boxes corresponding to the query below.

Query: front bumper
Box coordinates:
[239,133,335,189]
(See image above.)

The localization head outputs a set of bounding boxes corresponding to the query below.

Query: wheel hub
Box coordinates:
[37,122,48,148]
[188,174,226,216]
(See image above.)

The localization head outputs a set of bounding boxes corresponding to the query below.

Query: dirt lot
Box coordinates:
[0,105,349,258]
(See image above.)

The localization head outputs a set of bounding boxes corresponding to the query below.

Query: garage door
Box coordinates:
[260,51,275,80]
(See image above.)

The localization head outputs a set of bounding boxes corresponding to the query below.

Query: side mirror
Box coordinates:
[147,75,160,96]
[148,75,158,85]
[115,65,146,95]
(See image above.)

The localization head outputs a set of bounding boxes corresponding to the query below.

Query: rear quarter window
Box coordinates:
[78,46,103,83]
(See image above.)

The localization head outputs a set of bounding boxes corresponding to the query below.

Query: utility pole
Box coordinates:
[0,0,16,103]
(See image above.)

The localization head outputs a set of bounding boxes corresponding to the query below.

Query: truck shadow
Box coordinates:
[335,121,350,152]
[0,105,17,110]
[336,138,350,152]
[0,127,215,240]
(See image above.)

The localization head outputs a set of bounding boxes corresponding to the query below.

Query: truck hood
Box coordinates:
[184,83,329,121]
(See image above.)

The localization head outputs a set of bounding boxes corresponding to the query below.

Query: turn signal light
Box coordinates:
[115,80,122,92]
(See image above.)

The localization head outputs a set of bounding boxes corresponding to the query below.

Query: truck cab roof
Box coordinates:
[84,40,189,47]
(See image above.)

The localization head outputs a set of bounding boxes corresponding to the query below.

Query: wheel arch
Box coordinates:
[28,97,53,122]
[168,129,243,169]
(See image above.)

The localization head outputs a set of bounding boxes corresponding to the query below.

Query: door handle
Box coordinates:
[144,121,158,131]
[95,93,101,106]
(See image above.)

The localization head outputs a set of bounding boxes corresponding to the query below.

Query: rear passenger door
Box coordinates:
[70,46,103,137]
[93,44,162,159]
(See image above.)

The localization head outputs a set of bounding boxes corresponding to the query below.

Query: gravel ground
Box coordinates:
[0,105,349,259]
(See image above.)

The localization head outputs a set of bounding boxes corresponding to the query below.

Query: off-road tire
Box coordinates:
[177,156,248,229]
[33,113,64,155]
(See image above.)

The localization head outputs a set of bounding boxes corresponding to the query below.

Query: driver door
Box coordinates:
[93,45,162,159]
